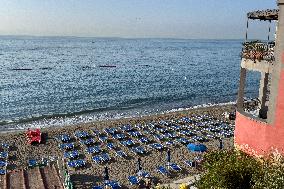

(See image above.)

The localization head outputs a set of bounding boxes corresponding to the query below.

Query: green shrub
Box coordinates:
[196,150,263,189]
[253,152,284,189]
[196,150,284,189]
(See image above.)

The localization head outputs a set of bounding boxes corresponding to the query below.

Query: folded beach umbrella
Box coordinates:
[137,158,142,172]
[104,166,110,182]
[187,143,207,152]
[166,149,171,164]
[219,139,223,150]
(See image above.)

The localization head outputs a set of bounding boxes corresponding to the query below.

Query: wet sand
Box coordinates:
[0,104,235,189]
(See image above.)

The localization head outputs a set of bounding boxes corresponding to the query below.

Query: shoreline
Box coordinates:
[0,104,236,188]
[0,101,236,133]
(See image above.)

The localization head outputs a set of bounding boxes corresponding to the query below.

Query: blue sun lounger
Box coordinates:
[91,129,101,136]
[176,138,190,145]
[180,130,194,136]
[92,156,103,164]
[128,131,142,138]
[179,117,193,123]
[105,180,121,189]
[80,138,96,146]
[165,141,176,146]
[168,163,182,171]
[134,124,143,130]
[101,153,111,162]
[112,133,126,140]
[104,128,118,135]
[184,160,196,167]
[155,127,167,133]
[98,135,108,143]
[1,143,9,150]
[138,137,149,144]
[149,143,163,150]
[92,186,103,189]
[115,150,127,158]
[64,150,79,159]
[142,129,150,135]
[137,170,150,178]
[191,136,204,142]
[159,120,167,125]
[59,142,75,150]
[107,143,116,150]
[128,176,139,185]
[0,161,7,167]
[163,132,173,139]
[67,159,86,168]
[141,171,150,178]
[120,139,135,147]
[153,134,164,141]
[74,131,90,139]
[170,125,181,131]
[132,146,146,154]
[157,166,169,175]
[0,152,8,159]
[120,125,133,132]
[86,146,101,154]
[28,159,38,168]
[58,134,71,143]
[0,169,6,175]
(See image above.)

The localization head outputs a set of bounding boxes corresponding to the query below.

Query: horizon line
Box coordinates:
[0,34,244,41]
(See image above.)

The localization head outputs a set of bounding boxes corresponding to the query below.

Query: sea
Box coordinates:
[0,36,260,131]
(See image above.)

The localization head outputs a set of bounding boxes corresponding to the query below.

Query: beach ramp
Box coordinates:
[0,165,64,189]
[0,174,7,189]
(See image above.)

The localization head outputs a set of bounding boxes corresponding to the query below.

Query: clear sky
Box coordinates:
[0,0,278,39]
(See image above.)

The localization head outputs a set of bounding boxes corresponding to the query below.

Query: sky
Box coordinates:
[0,0,278,39]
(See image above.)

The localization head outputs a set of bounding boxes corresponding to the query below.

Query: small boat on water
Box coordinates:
[99,65,116,68]
[11,68,33,71]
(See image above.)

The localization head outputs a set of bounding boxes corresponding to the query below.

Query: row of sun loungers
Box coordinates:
[56,114,233,173]
[59,142,75,150]
[68,159,86,168]
[56,134,87,169]
[0,143,9,175]
[115,150,127,158]
[64,150,79,159]
[28,158,49,168]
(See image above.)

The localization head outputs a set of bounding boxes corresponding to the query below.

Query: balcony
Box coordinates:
[240,41,275,73]
[242,41,275,62]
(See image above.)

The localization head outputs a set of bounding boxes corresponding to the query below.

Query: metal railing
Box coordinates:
[241,41,275,62]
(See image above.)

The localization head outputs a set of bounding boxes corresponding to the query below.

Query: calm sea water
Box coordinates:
[0,37,260,131]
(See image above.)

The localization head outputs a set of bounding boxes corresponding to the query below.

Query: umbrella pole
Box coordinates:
[166,149,171,170]
[104,166,110,187]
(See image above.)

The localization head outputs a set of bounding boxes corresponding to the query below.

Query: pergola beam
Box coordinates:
[247,9,279,21]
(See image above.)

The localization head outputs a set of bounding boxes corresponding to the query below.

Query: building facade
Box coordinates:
[235,0,284,156]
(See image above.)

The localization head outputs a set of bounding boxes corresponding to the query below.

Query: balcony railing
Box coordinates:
[241,41,275,62]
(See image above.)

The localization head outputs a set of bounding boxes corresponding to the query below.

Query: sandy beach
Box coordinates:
[0,104,235,188]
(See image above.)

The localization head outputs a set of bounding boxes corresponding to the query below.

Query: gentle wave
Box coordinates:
[0,101,236,132]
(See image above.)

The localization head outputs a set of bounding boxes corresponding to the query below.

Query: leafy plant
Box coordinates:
[195,150,284,189]
[196,150,262,189]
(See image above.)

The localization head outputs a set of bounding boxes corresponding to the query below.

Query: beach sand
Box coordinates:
[0,104,235,189]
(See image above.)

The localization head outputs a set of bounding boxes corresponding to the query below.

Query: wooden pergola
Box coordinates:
[245,9,279,41]
[247,9,279,21]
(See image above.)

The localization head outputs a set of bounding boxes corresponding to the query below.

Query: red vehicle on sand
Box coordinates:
[26,128,42,144]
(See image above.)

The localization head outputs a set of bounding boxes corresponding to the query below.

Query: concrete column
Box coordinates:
[237,68,247,110]
[268,0,284,124]
[259,72,269,119]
